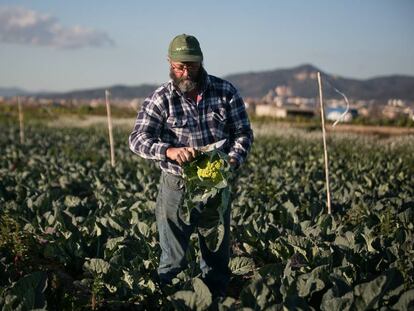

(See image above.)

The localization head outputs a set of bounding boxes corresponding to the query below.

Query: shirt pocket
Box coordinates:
[165,116,190,145]
[167,117,187,128]
[212,108,227,122]
[206,107,228,140]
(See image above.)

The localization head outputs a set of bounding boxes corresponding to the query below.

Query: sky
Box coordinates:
[0,0,413,92]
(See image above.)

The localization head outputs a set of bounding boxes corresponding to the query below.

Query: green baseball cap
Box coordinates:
[168,34,203,62]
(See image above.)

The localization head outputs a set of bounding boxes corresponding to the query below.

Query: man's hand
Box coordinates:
[166,147,197,166]
[229,157,240,171]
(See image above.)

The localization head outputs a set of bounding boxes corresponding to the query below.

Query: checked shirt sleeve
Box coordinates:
[129,96,170,161]
[227,91,254,165]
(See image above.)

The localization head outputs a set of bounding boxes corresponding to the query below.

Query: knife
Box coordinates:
[195,139,226,153]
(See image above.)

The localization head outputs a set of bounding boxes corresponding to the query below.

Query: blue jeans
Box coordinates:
[155,170,231,297]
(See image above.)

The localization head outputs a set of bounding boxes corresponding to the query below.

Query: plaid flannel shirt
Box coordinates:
[129,69,253,176]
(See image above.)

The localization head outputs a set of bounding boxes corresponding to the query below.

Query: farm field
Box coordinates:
[0,119,413,310]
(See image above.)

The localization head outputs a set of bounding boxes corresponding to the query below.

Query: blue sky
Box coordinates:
[0,0,413,92]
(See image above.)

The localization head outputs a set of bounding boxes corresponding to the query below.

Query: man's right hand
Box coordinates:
[166,147,197,166]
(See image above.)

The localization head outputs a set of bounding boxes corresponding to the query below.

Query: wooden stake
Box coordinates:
[317,72,332,215]
[18,96,24,144]
[105,90,115,167]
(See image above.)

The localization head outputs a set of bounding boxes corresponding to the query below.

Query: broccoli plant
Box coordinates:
[182,149,232,225]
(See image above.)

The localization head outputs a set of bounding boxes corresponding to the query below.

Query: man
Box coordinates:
[129,34,253,298]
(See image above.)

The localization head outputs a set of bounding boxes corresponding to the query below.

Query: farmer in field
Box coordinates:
[129,34,253,298]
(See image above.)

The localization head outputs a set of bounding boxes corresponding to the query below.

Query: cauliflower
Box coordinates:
[197,158,225,183]
[182,149,229,190]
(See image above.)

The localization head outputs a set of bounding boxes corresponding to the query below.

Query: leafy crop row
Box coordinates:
[0,122,413,310]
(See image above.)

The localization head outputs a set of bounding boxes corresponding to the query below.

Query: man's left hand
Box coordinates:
[229,157,239,171]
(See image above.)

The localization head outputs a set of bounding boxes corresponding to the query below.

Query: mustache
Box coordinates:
[169,69,199,82]
[169,67,204,93]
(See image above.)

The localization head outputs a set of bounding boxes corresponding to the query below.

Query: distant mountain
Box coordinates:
[224,64,414,101]
[0,87,31,97]
[37,84,158,100]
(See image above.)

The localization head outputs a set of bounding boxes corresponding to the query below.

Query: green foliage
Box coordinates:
[0,214,31,261]
[250,113,414,128]
[0,103,136,123]
[0,122,413,310]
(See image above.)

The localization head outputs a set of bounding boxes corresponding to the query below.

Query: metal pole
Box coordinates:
[317,72,332,215]
[105,90,115,167]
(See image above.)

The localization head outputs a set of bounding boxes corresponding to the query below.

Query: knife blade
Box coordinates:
[196,139,226,153]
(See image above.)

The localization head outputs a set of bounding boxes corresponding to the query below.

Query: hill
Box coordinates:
[224,64,414,100]
[36,84,157,100]
[0,87,31,97]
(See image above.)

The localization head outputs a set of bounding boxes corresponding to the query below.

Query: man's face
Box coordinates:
[169,61,202,93]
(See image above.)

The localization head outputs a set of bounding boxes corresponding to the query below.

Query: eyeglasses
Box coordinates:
[170,62,200,73]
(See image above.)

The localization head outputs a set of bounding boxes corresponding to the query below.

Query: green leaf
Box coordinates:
[105,283,117,293]
[170,291,197,310]
[192,278,212,309]
[105,236,125,251]
[9,272,48,310]
[283,200,299,224]
[392,289,414,311]
[170,280,212,311]
[353,268,404,309]
[334,231,355,249]
[229,256,255,275]
[378,184,389,196]
[296,265,328,297]
[258,263,283,279]
[138,221,150,237]
[321,290,354,311]
[240,277,275,309]
[217,297,237,309]
[84,258,111,275]
[353,275,387,309]
[107,217,123,231]
[218,187,231,225]
[287,235,310,259]
[64,195,81,208]
[122,270,134,290]
[361,228,377,253]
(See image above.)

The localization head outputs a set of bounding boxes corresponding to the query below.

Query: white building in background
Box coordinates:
[387,99,407,107]
[286,97,316,107]
[382,101,413,120]
[275,85,292,97]
[255,103,314,118]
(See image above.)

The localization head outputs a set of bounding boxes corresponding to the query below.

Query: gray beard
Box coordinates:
[169,68,201,93]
